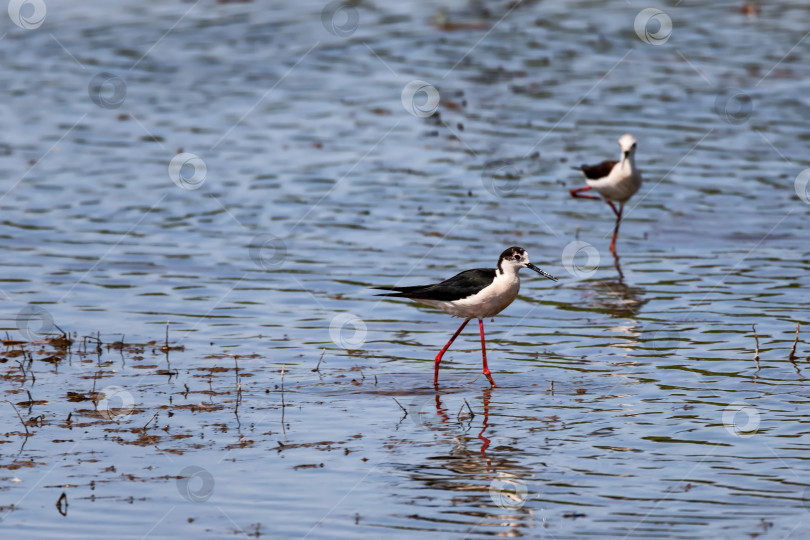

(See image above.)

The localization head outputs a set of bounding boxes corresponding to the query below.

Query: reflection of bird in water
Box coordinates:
[569,134,643,256]
[586,278,647,320]
[573,278,647,352]
[376,247,556,387]
[395,389,537,534]
[432,389,493,458]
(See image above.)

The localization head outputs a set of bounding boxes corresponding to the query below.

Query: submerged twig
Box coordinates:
[16,358,27,384]
[160,321,170,352]
[160,321,183,354]
[457,399,475,422]
[789,323,800,361]
[752,323,760,370]
[142,411,158,432]
[312,349,326,372]
[6,401,30,436]
[234,356,242,425]
[392,398,407,418]
[280,364,287,438]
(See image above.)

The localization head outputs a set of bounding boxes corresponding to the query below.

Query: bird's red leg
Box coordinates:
[478,318,497,387]
[570,185,601,200]
[434,318,470,387]
[609,203,623,256]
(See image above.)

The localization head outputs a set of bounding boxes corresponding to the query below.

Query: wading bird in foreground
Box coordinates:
[376,247,557,387]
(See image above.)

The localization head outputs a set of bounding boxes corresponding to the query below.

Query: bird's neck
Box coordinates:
[621,153,637,172]
[496,266,520,280]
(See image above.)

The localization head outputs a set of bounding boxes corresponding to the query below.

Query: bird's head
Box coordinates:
[618,134,637,160]
[498,246,557,281]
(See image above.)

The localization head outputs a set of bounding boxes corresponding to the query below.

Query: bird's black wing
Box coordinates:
[375,268,496,302]
[580,160,617,180]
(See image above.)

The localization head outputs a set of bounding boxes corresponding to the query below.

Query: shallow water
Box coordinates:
[2,0,810,538]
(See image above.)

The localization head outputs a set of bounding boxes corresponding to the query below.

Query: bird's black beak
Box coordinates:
[623,150,630,159]
[527,263,558,281]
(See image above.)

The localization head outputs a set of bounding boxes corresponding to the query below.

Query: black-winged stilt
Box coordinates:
[376,246,557,387]
[569,134,642,256]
